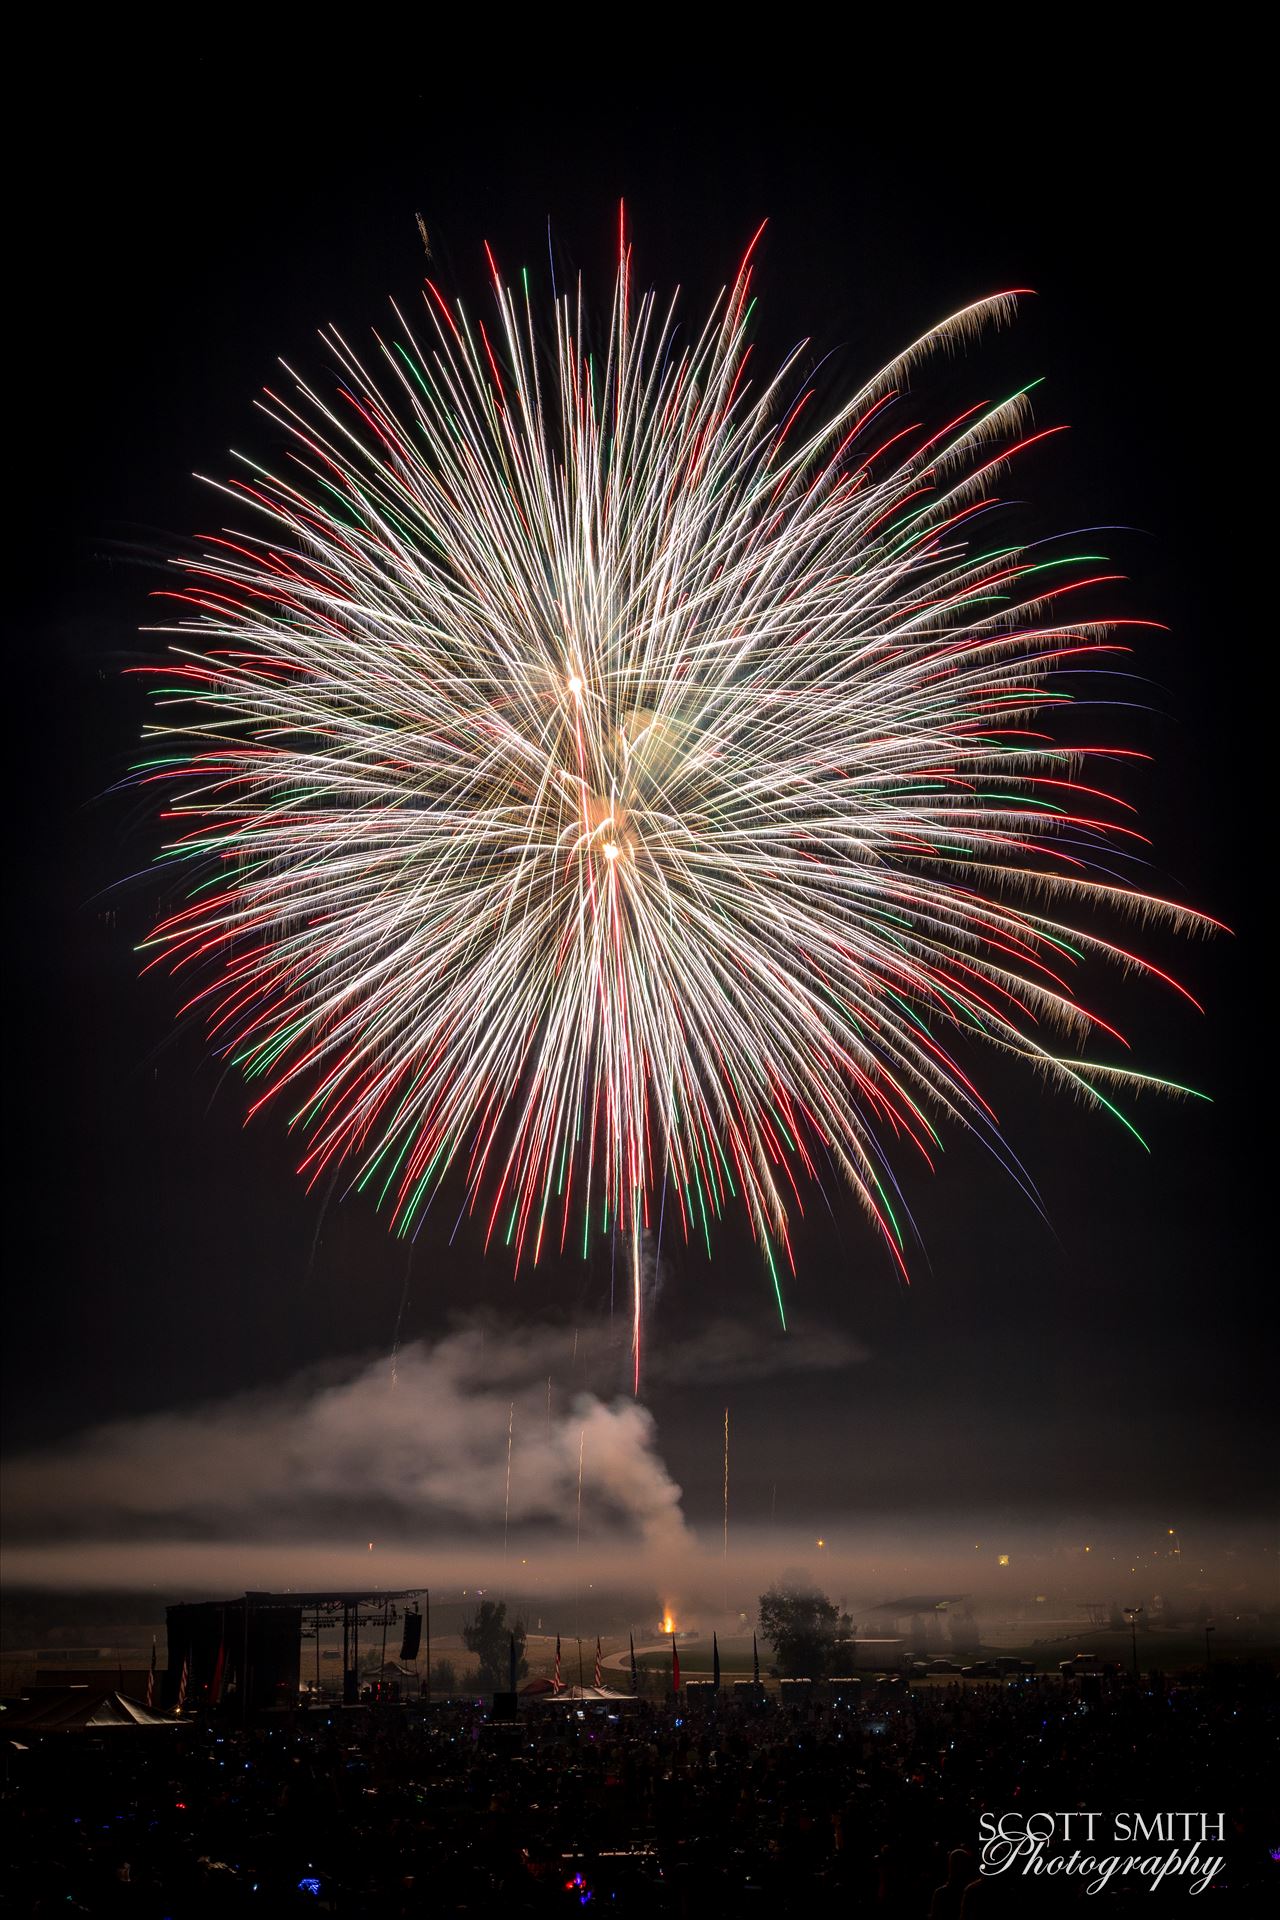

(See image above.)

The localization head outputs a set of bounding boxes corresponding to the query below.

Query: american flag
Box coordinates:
[145,1636,156,1708]
[553,1635,562,1693]
[176,1656,189,1713]
[594,1638,602,1689]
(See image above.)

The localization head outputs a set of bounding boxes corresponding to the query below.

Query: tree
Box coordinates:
[758,1585,843,1677]
[462,1600,528,1690]
[427,1658,458,1696]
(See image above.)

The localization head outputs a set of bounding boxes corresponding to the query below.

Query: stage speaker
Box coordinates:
[400,1612,422,1662]
[491,1690,519,1719]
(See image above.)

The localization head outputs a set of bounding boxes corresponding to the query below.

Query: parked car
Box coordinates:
[961,1661,996,1677]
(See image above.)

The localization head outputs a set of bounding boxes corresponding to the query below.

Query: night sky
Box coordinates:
[8,51,1268,1544]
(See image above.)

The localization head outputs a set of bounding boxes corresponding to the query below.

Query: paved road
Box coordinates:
[600,1642,670,1673]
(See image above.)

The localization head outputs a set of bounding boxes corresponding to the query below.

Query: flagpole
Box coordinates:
[242,1594,251,1727]
[723,1407,730,1612]
[379,1600,390,1700]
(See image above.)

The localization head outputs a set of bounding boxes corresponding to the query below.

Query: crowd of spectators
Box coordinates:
[4,1670,1275,1914]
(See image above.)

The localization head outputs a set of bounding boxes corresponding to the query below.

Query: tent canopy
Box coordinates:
[527,1684,635,1704]
[6,1688,177,1730]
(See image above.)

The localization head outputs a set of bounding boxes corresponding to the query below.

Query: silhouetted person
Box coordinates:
[929,1845,976,1918]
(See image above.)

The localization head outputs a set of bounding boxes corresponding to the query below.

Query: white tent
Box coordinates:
[527,1684,636,1705]
[8,1689,177,1731]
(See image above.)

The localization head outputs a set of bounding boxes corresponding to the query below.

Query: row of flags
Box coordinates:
[550,1633,622,1693]
[143,1635,190,1714]
[546,1629,763,1694]
[163,1622,765,1711]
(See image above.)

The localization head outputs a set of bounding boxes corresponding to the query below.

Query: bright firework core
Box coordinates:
[139,227,1213,1388]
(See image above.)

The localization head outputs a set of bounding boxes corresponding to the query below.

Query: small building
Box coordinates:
[871,1595,969,1651]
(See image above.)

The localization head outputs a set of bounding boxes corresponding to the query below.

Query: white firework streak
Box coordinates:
[137,227,1214,1387]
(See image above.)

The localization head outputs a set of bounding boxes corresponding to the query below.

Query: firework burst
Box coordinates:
[137,222,1212,1384]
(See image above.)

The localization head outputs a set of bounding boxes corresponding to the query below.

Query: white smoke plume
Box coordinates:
[5,1321,687,1553]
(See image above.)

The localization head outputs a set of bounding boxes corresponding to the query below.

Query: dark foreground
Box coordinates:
[4,1674,1277,1914]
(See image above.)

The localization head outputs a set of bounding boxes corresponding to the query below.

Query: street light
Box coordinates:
[1123,1606,1144,1681]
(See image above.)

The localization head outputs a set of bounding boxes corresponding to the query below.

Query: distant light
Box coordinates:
[998,1555,1010,1567]
[816,1538,826,1549]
